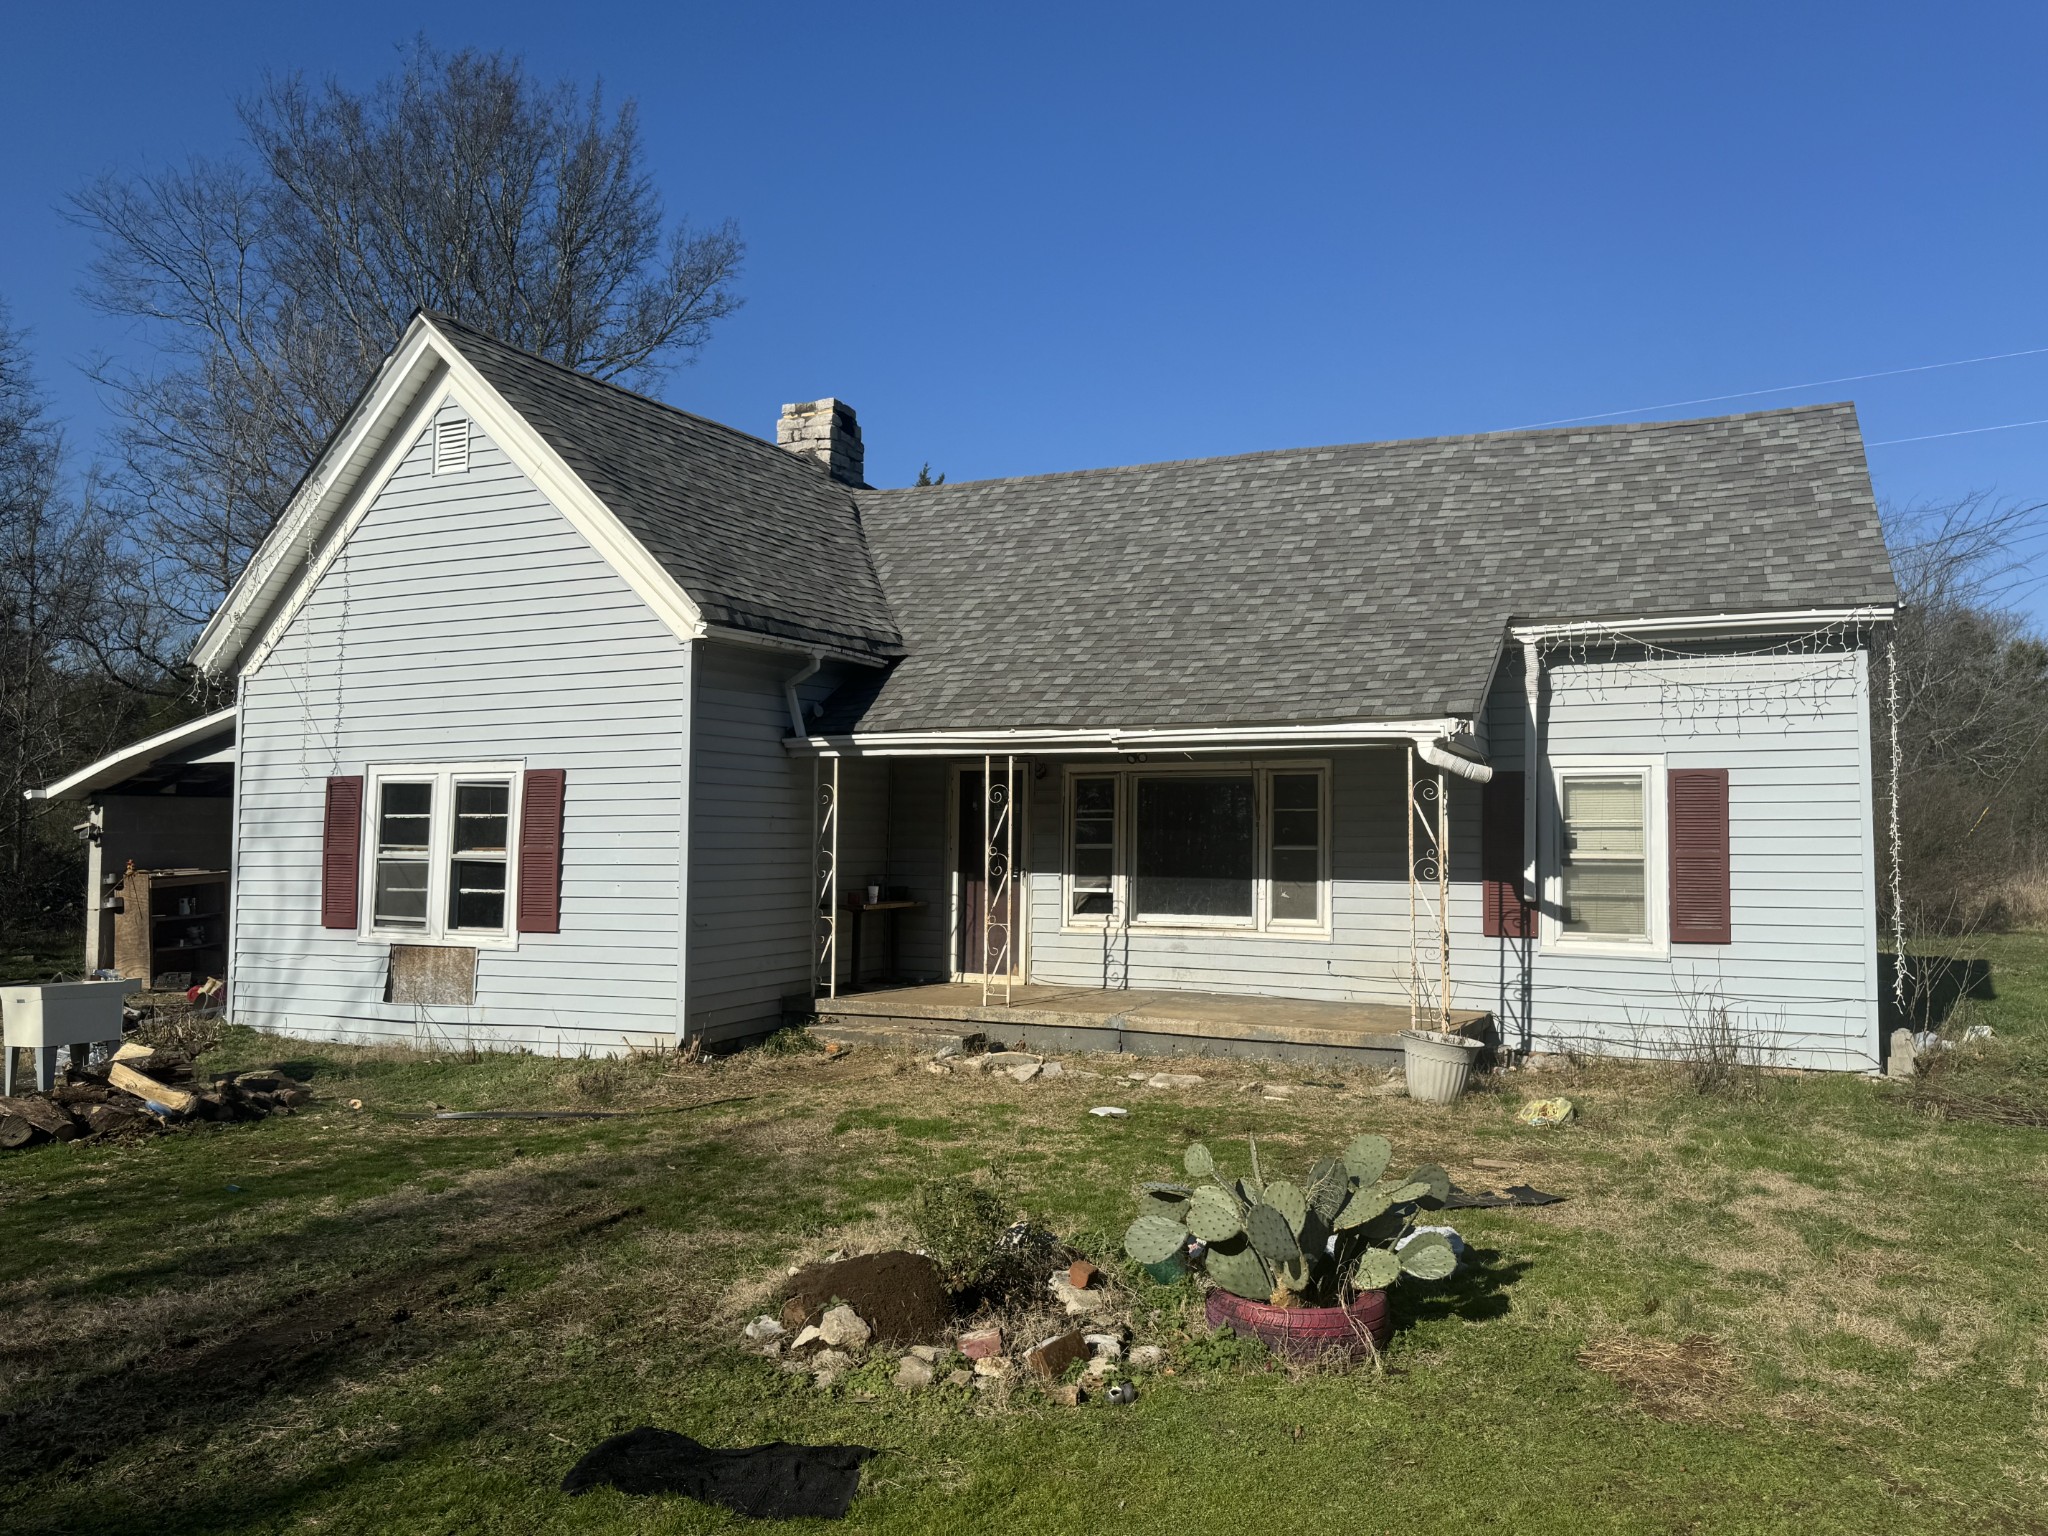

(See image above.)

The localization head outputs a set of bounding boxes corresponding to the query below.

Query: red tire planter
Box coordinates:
[1205,1286,1392,1359]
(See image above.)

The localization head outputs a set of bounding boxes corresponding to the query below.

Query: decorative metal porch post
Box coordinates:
[1406,745,1452,1032]
[981,753,1016,1007]
[813,755,840,1000]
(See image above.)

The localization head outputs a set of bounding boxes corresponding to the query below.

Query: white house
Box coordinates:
[41,313,1899,1070]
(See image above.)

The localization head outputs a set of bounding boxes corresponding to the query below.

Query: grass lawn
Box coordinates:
[2,946,2045,1535]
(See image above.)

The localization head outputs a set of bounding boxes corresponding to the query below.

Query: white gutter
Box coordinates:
[707,625,894,669]
[1509,605,1893,643]
[783,653,823,741]
[786,717,1473,756]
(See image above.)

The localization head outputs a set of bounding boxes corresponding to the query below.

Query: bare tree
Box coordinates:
[1875,494,2048,1025]
[70,39,743,651]
[0,307,155,941]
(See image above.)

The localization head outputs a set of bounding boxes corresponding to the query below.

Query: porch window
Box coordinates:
[1267,772,1323,924]
[1558,773,1647,939]
[1069,775,1117,917]
[1134,775,1256,922]
[1061,763,1329,934]
[363,764,523,945]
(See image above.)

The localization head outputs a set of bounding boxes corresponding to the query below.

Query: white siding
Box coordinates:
[685,646,875,1039]
[1467,642,1881,1071]
[233,399,691,1053]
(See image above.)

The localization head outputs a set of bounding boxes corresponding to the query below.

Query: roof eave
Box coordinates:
[29,707,239,801]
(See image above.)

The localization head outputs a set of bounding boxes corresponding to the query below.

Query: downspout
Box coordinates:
[1415,737,1494,784]
[1521,638,1541,914]
[676,637,698,1048]
[783,653,823,742]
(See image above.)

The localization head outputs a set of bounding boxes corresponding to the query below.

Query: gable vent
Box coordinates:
[432,415,470,475]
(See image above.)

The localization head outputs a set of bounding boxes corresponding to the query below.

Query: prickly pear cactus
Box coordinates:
[1334,1184,1395,1231]
[1342,1133,1393,1185]
[1354,1248,1401,1290]
[1123,1213,1190,1266]
[1264,1179,1308,1237]
[1203,1237,1272,1301]
[1407,1163,1452,1204]
[1397,1232,1457,1280]
[1306,1158,1350,1221]
[1244,1203,1302,1268]
[1126,1128,1459,1308]
[1186,1184,1244,1243]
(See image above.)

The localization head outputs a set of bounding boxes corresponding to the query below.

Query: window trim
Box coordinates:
[1541,754,1668,957]
[360,761,525,949]
[1059,759,1332,939]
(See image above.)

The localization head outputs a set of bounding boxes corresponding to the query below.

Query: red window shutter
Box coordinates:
[320,776,364,930]
[517,769,567,934]
[1669,768,1731,944]
[1481,770,1532,939]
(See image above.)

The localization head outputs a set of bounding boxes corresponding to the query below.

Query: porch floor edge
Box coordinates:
[807,982,1490,1065]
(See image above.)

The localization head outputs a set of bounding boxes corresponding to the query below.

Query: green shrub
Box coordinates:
[907,1172,1014,1290]
[756,1025,823,1057]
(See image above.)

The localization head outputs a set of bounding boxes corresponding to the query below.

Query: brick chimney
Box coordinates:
[776,398,865,486]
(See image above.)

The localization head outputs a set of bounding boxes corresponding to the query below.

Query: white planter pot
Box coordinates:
[1400,1029,1483,1105]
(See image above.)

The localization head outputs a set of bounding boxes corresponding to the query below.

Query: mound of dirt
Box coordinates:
[781,1251,953,1345]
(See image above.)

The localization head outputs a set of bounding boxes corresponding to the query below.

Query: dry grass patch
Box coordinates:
[1579,1331,1744,1422]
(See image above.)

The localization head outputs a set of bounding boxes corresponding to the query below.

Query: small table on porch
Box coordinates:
[841,899,926,989]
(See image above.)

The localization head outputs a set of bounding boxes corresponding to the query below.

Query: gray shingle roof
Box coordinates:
[431,314,902,658]
[820,403,1895,734]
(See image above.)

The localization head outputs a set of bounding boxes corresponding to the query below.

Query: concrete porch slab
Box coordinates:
[808,983,1491,1070]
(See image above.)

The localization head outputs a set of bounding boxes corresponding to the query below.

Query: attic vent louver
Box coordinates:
[432,415,470,475]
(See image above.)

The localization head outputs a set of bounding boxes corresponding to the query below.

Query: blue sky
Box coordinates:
[4,4,2045,606]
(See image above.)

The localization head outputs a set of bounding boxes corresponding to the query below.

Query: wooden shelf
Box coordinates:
[114,868,229,983]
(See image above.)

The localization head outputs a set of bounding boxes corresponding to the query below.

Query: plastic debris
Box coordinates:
[1088,1106,1129,1118]
[1515,1096,1575,1127]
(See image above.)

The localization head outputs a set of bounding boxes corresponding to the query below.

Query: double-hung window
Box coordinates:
[1545,756,1666,952]
[364,764,523,944]
[1063,763,1329,935]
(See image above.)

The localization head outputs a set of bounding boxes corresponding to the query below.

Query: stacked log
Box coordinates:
[0,1041,310,1151]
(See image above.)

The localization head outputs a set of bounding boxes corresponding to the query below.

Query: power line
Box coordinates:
[1508,344,2048,431]
[1866,416,2048,448]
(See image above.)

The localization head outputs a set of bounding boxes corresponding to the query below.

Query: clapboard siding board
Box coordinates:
[234,398,690,1051]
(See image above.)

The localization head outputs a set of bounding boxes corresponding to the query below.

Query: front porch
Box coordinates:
[802,741,1499,1065]
[810,981,1493,1069]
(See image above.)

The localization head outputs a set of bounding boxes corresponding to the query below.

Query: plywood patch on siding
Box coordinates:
[387,944,477,1005]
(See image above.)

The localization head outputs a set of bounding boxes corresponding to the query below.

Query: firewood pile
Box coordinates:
[0,1040,310,1151]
